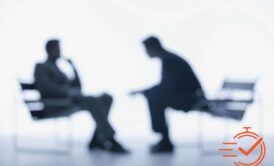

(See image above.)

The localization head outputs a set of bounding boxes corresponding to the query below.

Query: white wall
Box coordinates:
[0,0,274,141]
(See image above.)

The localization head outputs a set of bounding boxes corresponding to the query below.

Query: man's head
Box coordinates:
[45,39,61,60]
[142,36,163,58]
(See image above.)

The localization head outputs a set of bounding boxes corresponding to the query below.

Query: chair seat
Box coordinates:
[30,106,79,120]
[207,99,253,104]
[192,99,247,120]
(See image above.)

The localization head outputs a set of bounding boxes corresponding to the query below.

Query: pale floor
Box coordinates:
[0,136,273,166]
[2,97,274,166]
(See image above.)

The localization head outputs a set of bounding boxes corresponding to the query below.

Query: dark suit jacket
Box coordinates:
[34,59,82,99]
[145,50,204,110]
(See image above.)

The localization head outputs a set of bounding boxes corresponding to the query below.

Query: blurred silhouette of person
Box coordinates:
[34,39,128,153]
[130,36,206,153]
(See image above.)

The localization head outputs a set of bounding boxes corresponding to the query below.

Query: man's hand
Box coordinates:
[65,58,77,71]
[66,58,73,64]
[129,90,144,96]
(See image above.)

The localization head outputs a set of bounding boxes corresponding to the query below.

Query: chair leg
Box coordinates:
[14,117,71,155]
[258,97,263,136]
[53,118,73,152]
[67,117,74,150]
[54,119,61,143]
[198,112,204,153]
[199,113,227,155]
[199,113,218,155]
[223,118,230,141]
[12,96,19,150]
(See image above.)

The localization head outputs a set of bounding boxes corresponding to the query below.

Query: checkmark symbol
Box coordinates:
[238,137,263,156]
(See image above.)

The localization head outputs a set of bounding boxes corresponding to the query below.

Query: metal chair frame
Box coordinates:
[13,82,74,154]
[195,79,261,154]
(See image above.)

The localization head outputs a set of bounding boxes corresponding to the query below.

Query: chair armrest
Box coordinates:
[207,98,253,104]
[41,98,73,107]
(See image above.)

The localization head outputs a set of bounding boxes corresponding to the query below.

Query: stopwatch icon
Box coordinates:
[219,127,266,166]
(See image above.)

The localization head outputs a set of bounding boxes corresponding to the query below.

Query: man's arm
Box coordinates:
[67,59,82,89]
[130,85,161,97]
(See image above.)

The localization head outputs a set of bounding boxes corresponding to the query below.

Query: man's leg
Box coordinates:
[79,95,128,153]
[89,94,113,147]
[145,91,174,153]
[147,97,168,137]
[79,95,115,142]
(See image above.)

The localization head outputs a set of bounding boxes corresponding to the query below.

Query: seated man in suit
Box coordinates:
[34,39,128,153]
[130,36,207,153]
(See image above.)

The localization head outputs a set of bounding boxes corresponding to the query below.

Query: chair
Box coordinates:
[13,82,75,154]
[195,79,260,154]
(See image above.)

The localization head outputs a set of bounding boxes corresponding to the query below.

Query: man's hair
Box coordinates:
[45,39,59,53]
[142,36,162,49]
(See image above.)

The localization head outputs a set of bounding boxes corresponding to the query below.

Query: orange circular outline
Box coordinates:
[233,131,266,166]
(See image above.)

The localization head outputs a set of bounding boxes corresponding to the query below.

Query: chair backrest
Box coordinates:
[222,80,256,91]
[220,80,256,104]
[19,82,45,119]
[19,82,40,104]
[20,82,37,90]
[19,82,74,119]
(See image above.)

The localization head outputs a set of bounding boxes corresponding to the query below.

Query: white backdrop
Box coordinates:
[1,0,274,141]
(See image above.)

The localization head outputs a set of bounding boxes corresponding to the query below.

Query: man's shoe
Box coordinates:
[150,139,174,153]
[105,139,130,154]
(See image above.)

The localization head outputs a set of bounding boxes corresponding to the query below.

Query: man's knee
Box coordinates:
[102,93,113,106]
[145,90,166,103]
[146,95,166,112]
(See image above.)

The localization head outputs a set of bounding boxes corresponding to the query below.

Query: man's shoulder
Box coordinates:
[34,62,43,68]
[35,60,51,67]
[34,61,51,71]
[165,51,185,63]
